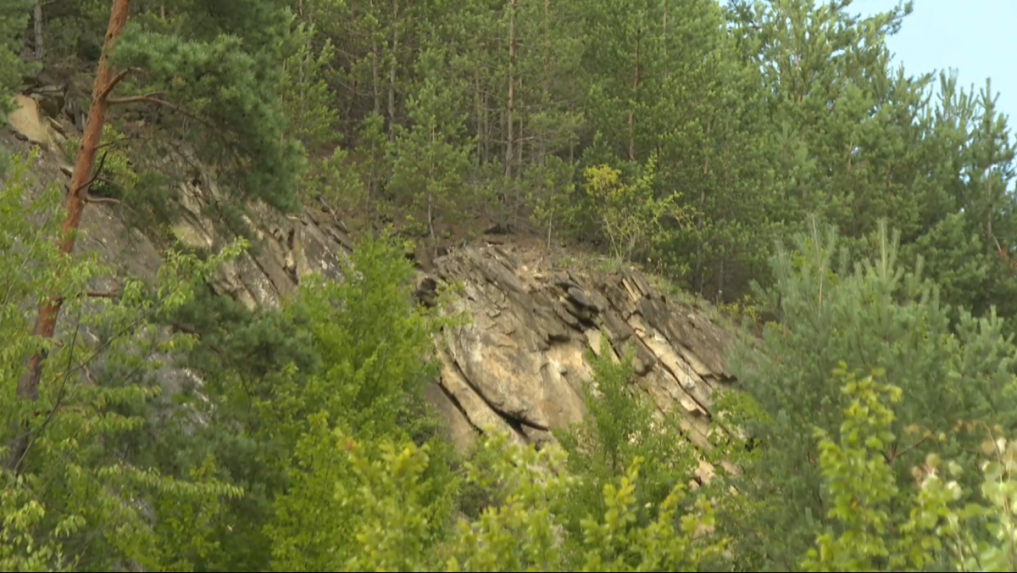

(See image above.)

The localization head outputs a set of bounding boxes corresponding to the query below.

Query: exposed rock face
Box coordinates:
[416,246,737,456]
[5,93,738,480]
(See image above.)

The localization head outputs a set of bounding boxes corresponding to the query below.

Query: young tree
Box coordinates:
[5,0,133,477]
[159,236,459,570]
[6,0,305,474]
[388,66,473,252]
[579,155,693,262]
[718,218,1017,570]
[555,336,700,567]
[800,366,961,572]
[298,429,724,572]
[802,365,1017,572]
[1,150,245,570]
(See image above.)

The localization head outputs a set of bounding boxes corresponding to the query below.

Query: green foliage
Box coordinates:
[300,429,723,572]
[26,0,1017,312]
[110,12,305,213]
[1,151,246,571]
[279,21,340,153]
[580,156,694,262]
[278,18,350,207]
[719,219,1017,570]
[555,335,699,566]
[524,155,577,248]
[263,238,461,569]
[11,0,1017,571]
[0,0,35,124]
[801,364,1017,572]
[33,0,1017,313]
[717,293,763,325]
[388,69,475,247]
[800,366,952,572]
[39,0,111,61]
[150,235,459,570]
[964,432,1017,571]
[281,237,448,437]
[265,410,459,572]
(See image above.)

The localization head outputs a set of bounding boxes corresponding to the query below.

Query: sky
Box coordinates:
[853,0,1017,126]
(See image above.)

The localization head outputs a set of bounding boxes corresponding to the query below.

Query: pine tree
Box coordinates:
[0,0,36,127]
[719,218,1017,570]
[388,58,474,252]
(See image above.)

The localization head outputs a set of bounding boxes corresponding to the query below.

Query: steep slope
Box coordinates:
[6,92,739,483]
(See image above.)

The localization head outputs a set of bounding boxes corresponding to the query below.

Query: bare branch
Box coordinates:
[106,95,223,135]
[52,290,121,306]
[84,195,121,205]
[99,69,133,101]
[71,150,110,196]
[95,136,133,151]
[106,92,165,105]
[85,290,120,299]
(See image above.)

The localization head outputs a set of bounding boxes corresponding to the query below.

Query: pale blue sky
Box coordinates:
[854,0,1017,128]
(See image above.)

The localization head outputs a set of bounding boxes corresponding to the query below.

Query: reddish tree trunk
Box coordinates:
[4,0,132,475]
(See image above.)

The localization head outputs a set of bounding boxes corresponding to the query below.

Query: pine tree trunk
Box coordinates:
[428,125,437,257]
[371,0,381,116]
[505,0,516,179]
[695,121,712,295]
[483,89,490,162]
[568,103,575,163]
[662,3,668,79]
[629,27,640,162]
[297,1,308,117]
[542,0,550,97]
[987,167,994,257]
[546,207,554,249]
[33,0,44,62]
[4,0,132,476]
[516,74,523,177]
[475,69,483,166]
[539,0,550,167]
[515,113,523,219]
[387,0,399,139]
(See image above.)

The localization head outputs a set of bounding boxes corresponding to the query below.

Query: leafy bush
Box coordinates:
[581,155,694,262]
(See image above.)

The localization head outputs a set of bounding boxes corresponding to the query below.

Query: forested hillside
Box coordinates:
[3,0,1017,571]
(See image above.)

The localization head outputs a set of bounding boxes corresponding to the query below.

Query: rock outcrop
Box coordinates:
[417,246,737,459]
[5,91,738,481]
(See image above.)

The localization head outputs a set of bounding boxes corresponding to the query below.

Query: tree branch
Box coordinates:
[85,290,121,299]
[107,92,165,105]
[99,68,134,102]
[95,136,133,151]
[70,151,122,206]
[71,150,110,196]
[84,194,121,205]
[886,434,932,466]
[52,290,122,306]
[106,95,222,135]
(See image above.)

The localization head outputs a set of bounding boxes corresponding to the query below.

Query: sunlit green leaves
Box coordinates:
[1,150,246,571]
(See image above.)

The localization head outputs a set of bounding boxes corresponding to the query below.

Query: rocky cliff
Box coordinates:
[418,247,737,457]
[6,91,739,484]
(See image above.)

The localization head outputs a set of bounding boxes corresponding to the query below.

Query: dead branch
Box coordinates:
[71,149,110,196]
[106,91,164,105]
